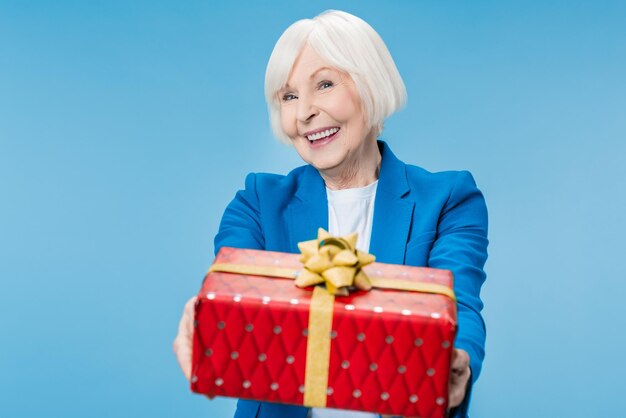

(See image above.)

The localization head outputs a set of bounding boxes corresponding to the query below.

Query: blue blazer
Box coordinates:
[214,141,488,418]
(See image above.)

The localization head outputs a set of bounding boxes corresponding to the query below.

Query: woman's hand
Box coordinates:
[173,296,214,400]
[173,296,197,381]
[448,348,471,409]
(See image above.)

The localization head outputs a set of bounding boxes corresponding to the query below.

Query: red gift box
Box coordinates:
[191,246,456,418]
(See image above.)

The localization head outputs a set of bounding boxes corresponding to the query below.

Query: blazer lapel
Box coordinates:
[369,141,414,264]
[287,165,329,253]
[286,141,414,264]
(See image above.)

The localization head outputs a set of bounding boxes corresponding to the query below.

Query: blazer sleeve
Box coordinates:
[214,173,265,254]
[428,170,488,382]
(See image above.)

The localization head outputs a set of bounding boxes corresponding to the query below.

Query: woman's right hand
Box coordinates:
[173,296,197,381]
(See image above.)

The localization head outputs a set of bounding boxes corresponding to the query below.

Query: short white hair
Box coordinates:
[265,10,407,144]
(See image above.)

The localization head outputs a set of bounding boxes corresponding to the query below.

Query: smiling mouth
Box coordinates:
[306,127,340,144]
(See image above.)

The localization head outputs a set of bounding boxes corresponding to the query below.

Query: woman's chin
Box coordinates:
[294,143,343,172]
[308,156,343,173]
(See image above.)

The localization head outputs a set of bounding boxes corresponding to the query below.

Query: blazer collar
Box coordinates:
[294,164,327,203]
[293,140,408,201]
[375,140,410,199]
[288,165,328,253]
[369,140,414,264]
[288,140,414,264]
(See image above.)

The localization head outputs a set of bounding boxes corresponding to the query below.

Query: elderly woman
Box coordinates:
[174,10,488,418]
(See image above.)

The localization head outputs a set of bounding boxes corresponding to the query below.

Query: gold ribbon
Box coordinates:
[303,286,334,407]
[207,229,455,408]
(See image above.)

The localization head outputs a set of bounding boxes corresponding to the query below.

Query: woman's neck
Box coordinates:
[320,139,381,190]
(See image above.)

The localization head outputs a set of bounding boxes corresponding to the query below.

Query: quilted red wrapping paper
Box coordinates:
[191,247,457,417]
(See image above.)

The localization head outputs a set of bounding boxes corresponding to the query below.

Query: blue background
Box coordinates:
[1,1,625,417]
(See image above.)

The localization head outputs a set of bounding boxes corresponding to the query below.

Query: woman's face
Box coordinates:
[279,44,375,174]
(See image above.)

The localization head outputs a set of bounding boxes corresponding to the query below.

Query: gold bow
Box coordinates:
[294,228,376,296]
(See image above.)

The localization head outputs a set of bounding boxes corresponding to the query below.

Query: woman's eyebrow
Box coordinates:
[283,67,337,90]
[309,66,335,79]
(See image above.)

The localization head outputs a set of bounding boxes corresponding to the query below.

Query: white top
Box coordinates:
[309,180,379,418]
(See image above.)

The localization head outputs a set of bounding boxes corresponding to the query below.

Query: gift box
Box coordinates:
[191,242,456,418]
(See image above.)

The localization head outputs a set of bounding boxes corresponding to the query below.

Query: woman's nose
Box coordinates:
[296,95,319,122]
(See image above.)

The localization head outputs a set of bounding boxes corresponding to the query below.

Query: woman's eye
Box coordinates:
[318,80,333,89]
[282,93,297,102]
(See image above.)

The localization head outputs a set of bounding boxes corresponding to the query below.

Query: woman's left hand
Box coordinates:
[448,348,471,409]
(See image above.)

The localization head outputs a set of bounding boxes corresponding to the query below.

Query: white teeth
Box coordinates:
[306,127,339,141]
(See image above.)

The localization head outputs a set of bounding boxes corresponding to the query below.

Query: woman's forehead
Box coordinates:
[285,45,346,87]
[293,44,326,68]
